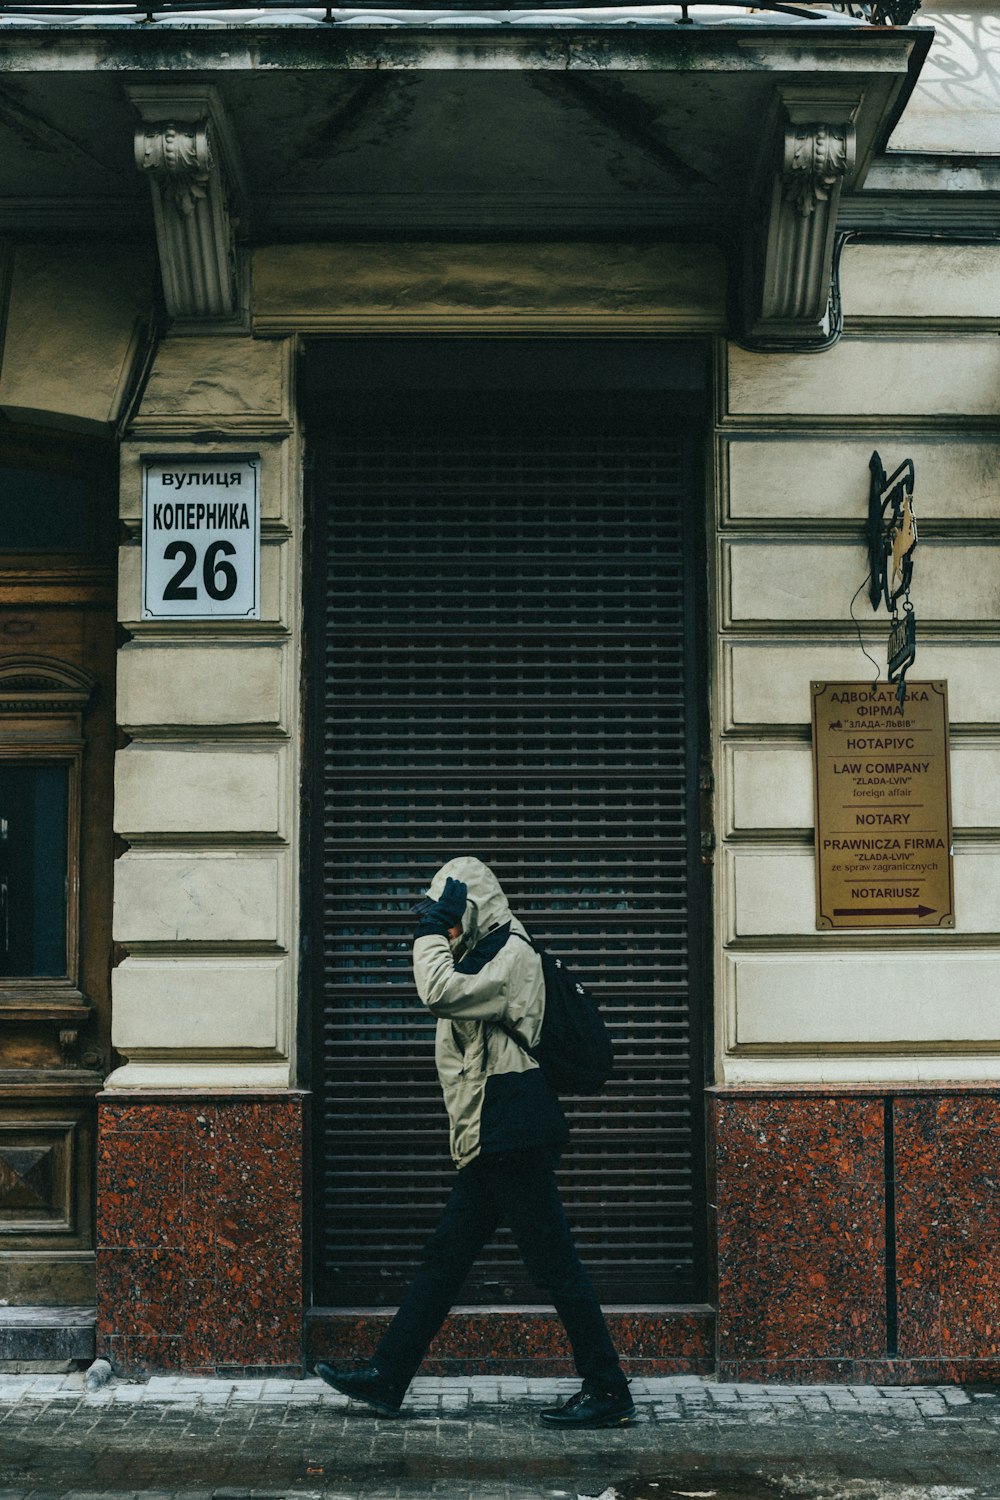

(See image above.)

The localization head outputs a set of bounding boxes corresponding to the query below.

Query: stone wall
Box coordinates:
[711,240,1000,1379]
[713,242,1000,1084]
[91,236,1000,1376]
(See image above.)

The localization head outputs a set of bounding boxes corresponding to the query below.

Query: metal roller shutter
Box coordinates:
[307,365,708,1309]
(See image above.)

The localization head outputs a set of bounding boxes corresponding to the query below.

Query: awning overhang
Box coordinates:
[0,16,931,346]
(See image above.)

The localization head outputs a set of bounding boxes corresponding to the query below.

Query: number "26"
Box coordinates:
[163,540,238,602]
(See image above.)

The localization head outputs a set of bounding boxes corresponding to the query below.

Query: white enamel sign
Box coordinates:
[142,456,260,619]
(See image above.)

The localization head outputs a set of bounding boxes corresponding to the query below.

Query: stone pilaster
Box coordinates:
[98,331,302,1375]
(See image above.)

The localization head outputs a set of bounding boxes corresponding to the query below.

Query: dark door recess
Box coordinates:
[306,340,709,1310]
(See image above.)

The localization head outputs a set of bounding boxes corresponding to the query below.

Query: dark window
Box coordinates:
[0,763,70,977]
[0,464,111,553]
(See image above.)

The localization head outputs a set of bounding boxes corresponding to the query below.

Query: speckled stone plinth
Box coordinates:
[96,1094,304,1377]
[894,1094,1000,1373]
[307,1306,715,1377]
[712,1092,886,1382]
[711,1087,1000,1384]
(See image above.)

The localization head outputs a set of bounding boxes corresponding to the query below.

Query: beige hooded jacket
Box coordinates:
[412,856,567,1169]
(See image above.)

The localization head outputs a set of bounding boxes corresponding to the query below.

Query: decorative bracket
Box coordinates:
[126,85,246,323]
[743,89,859,348]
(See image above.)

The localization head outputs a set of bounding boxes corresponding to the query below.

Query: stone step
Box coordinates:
[0,1305,95,1363]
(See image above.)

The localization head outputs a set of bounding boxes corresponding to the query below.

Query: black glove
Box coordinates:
[434,877,468,926]
[414,877,468,939]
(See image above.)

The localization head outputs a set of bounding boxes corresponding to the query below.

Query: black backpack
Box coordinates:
[498,932,614,1096]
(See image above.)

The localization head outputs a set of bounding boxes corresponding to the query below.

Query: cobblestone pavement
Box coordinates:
[2,1373,1000,1500]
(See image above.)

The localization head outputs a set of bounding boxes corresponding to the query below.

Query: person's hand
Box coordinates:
[413,877,468,941]
[432,877,467,928]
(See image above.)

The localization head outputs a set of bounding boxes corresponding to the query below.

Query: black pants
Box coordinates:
[374,1149,624,1393]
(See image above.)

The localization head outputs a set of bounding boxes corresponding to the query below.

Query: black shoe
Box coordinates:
[539,1379,636,1428]
[315,1361,404,1416]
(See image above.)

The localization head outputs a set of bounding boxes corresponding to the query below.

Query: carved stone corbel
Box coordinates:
[783,122,854,220]
[744,89,860,347]
[126,85,246,323]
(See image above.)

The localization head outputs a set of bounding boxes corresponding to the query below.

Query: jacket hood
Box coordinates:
[425,856,512,953]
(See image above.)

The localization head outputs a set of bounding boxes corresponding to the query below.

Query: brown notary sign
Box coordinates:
[812,680,954,929]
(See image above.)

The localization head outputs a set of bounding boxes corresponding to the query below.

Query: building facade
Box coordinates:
[1,0,999,1383]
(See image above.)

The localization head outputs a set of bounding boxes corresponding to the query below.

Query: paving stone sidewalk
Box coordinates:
[2,1373,1000,1500]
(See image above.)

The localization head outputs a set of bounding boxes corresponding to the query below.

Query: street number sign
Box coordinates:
[142,456,260,619]
[812,680,954,929]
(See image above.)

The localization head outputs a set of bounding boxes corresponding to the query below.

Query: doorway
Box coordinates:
[0,424,116,1309]
[304,340,710,1310]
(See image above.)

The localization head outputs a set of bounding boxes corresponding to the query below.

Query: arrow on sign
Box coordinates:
[833,906,936,918]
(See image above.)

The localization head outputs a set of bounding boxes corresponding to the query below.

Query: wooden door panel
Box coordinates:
[0,431,116,1306]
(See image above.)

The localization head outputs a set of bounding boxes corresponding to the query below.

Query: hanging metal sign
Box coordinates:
[812,679,954,929]
[142,456,260,620]
[888,606,916,683]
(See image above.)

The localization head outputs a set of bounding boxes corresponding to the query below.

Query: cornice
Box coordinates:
[5,189,1000,250]
[0,656,97,713]
[0,23,925,74]
[840,192,1000,232]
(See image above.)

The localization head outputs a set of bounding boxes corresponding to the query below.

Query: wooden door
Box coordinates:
[0,425,116,1306]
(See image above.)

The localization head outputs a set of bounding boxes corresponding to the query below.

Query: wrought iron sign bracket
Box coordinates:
[830,0,921,23]
[867,449,918,707]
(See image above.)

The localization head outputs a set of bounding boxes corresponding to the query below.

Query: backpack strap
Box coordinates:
[494,929,538,1059]
[495,1017,536,1058]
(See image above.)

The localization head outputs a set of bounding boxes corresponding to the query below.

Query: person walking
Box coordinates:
[316,855,635,1428]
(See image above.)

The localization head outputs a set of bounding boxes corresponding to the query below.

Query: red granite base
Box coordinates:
[894,1095,1000,1363]
[712,1092,887,1368]
[720,1358,1000,1384]
[307,1306,715,1377]
[96,1093,305,1378]
[95,1084,1000,1383]
[711,1086,1000,1385]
